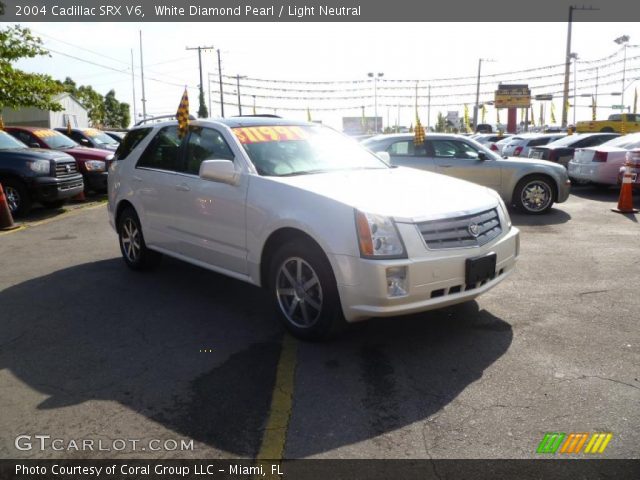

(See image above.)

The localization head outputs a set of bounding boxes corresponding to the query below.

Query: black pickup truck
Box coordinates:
[0,130,84,216]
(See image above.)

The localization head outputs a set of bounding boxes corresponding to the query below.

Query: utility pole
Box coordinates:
[427,84,431,132]
[236,74,247,115]
[186,45,214,118]
[562,5,598,127]
[207,73,212,117]
[130,49,137,123]
[571,53,578,125]
[473,59,482,131]
[217,49,224,118]
[139,30,147,120]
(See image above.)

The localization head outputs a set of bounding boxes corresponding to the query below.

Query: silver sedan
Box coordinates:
[362,134,571,214]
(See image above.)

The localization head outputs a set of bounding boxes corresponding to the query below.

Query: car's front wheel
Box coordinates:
[269,240,345,341]
[514,175,555,214]
[117,207,162,270]
[1,179,31,217]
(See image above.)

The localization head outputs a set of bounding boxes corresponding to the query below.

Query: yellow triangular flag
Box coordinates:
[176,88,190,138]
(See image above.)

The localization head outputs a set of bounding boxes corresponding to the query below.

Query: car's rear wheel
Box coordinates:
[1,179,31,217]
[117,207,162,270]
[514,175,555,214]
[269,241,345,341]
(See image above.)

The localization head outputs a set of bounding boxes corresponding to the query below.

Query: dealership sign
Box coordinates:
[495,84,531,108]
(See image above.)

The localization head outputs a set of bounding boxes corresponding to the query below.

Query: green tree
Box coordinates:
[103,90,121,128]
[435,112,447,133]
[198,91,208,118]
[0,25,64,112]
[76,85,105,126]
[118,103,131,129]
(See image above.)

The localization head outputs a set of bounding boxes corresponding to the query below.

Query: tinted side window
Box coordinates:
[432,140,479,159]
[388,140,427,156]
[136,126,181,171]
[12,131,33,145]
[69,131,86,144]
[180,127,234,175]
[116,128,152,161]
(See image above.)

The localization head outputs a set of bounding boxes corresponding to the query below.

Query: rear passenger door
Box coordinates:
[384,139,436,171]
[171,125,249,275]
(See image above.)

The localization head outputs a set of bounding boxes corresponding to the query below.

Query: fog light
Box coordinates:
[386,266,408,297]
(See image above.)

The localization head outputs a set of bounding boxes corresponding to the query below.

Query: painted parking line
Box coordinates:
[256,334,298,475]
[0,202,106,237]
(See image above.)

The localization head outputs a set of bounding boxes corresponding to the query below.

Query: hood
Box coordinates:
[269,167,499,223]
[0,148,74,162]
[56,146,114,160]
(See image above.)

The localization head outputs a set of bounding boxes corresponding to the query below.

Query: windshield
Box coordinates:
[601,133,640,149]
[34,129,78,149]
[83,129,119,145]
[0,131,28,149]
[233,125,389,176]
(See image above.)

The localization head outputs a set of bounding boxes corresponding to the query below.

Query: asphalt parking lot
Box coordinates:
[0,186,638,461]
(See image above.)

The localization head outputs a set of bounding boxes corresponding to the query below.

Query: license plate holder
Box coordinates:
[466,252,497,285]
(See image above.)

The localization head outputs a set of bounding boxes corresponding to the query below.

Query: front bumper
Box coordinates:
[333,225,520,323]
[30,175,84,202]
[557,178,571,203]
[83,171,108,192]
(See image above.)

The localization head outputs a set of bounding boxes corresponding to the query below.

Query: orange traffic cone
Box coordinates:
[0,183,19,231]
[612,158,639,214]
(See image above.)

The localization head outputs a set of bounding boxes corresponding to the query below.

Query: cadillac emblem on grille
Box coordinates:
[65,164,71,173]
[468,222,480,237]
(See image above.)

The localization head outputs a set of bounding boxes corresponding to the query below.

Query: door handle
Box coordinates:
[132,175,142,182]
[440,164,453,168]
[175,184,191,192]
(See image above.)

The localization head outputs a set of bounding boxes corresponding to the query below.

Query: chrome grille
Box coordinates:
[417,208,502,249]
[55,161,78,178]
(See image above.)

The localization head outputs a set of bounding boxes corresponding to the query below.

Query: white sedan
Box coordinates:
[568,133,640,186]
[108,118,519,340]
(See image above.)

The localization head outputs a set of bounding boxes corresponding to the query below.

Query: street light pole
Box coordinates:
[236,74,246,115]
[614,36,630,109]
[562,5,598,127]
[570,53,578,125]
[368,72,384,133]
[473,59,483,131]
[217,49,224,118]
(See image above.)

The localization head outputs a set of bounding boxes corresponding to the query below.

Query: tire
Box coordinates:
[117,207,162,270]
[1,179,31,217]
[513,175,555,214]
[600,127,614,133]
[41,199,66,209]
[269,240,346,341]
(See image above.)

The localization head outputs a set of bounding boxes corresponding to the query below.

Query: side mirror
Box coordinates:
[199,159,239,185]
[376,151,391,163]
[80,138,90,145]
[30,142,40,148]
[478,152,488,161]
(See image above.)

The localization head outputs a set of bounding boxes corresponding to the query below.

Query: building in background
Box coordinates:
[1,93,89,129]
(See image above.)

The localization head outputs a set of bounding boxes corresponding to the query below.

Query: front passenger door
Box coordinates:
[172,126,249,275]
[430,139,501,189]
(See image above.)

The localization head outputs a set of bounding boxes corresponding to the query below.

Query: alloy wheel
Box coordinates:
[276,257,323,328]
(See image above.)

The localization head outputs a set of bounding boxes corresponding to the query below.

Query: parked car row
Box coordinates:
[361,133,570,214]
[0,126,125,215]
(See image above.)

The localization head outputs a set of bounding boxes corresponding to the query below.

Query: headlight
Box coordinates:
[355,210,406,259]
[28,159,51,174]
[487,188,511,229]
[106,154,115,161]
[85,160,106,172]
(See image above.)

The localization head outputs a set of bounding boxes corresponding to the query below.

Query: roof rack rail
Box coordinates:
[134,114,195,126]
[231,114,282,118]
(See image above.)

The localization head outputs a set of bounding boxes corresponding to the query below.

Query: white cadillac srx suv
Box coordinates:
[108,117,520,340]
